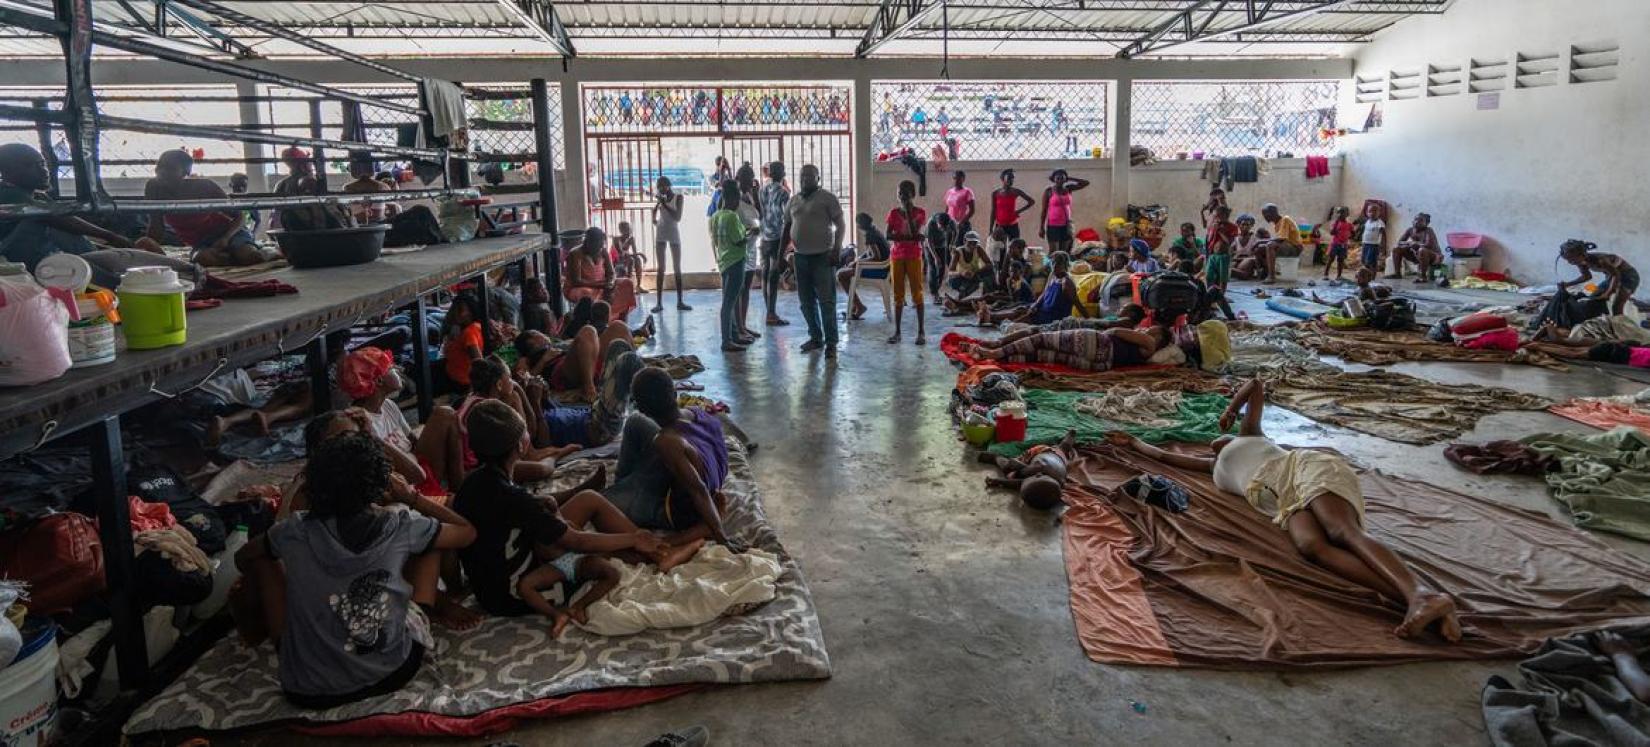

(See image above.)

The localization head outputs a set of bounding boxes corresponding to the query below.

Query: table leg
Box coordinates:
[475,272,491,354]
[90,415,147,690]
[307,334,332,416]
[409,296,433,422]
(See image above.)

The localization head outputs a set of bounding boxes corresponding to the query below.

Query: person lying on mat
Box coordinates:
[1559,239,1640,317]
[456,357,581,482]
[1389,213,1443,283]
[455,399,700,633]
[145,149,267,267]
[515,338,644,452]
[980,428,1079,510]
[974,251,1087,326]
[235,430,478,709]
[601,367,746,553]
[987,304,1147,348]
[336,347,467,492]
[1104,378,1463,643]
[966,324,1167,372]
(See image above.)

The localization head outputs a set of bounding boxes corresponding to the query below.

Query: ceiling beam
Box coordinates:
[1117,0,1359,57]
[856,0,946,58]
[166,0,423,78]
[156,1,262,59]
[492,0,575,58]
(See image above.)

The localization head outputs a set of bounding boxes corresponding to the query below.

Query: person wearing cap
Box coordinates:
[336,346,469,494]
[144,149,266,266]
[941,230,996,315]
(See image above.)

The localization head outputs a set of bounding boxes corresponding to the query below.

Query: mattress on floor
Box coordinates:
[123,437,831,736]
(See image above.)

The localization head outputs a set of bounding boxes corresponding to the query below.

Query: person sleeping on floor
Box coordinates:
[965,323,1170,372]
[233,428,479,709]
[980,428,1079,510]
[1105,378,1463,643]
[454,400,699,637]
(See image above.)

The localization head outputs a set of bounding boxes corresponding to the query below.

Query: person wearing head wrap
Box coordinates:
[337,347,468,495]
[1127,239,1161,274]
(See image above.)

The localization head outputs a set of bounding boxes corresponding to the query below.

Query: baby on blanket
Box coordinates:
[980,429,1079,510]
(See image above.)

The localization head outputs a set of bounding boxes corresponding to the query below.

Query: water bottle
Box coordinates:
[193,525,249,620]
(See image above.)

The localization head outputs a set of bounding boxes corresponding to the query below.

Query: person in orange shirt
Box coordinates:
[442,293,489,392]
[885,180,927,345]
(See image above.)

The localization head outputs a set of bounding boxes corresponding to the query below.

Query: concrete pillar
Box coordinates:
[235,81,270,192]
[559,78,587,229]
[851,67,873,221]
[1109,75,1131,219]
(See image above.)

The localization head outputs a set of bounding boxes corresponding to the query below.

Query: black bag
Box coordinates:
[384,205,445,247]
[1427,318,1455,343]
[1369,298,1417,331]
[1141,271,1201,319]
[1121,474,1191,513]
[125,463,228,555]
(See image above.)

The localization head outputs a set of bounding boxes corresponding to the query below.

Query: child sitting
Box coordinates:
[1126,239,1161,274]
[143,149,266,266]
[456,399,700,636]
[1167,222,1205,270]
[610,221,647,286]
[234,430,477,708]
[457,357,581,482]
[979,429,1079,510]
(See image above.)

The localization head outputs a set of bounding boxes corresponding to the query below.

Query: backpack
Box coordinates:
[1121,474,1191,513]
[1141,271,1201,319]
[1368,298,1417,331]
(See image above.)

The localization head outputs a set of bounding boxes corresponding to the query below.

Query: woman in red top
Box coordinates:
[988,168,1034,241]
[886,180,928,346]
[143,150,265,266]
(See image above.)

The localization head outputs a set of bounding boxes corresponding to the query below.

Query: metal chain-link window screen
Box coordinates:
[467,85,564,168]
[583,87,721,135]
[1130,80,1342,158]
[719,87,851,132]
[871,81,1108,161]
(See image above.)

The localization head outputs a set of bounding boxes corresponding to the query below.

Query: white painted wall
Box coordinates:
[1343,0,1647,282]
[868,159,1113,239]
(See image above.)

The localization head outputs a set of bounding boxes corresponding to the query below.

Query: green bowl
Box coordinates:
[962,423,996,447]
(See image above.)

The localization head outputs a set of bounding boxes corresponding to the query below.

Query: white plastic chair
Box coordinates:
[848,259,894,320]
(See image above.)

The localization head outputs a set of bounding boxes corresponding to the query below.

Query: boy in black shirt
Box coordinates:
[454,400,698,636]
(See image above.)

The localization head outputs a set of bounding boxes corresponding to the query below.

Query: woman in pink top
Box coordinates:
[1038,169,1090,255]
[944,171,976,236]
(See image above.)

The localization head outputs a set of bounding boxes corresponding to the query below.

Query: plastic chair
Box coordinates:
[848,259,893,320]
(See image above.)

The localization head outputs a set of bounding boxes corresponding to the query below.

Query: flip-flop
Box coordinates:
[766,318,791,326]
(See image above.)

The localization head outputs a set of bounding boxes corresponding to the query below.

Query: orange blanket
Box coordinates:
[1549,399,1650,436]
[1062,445,1650,669]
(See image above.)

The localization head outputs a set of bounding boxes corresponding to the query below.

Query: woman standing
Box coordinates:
[924,211,958,302]
[988,168,1035,241]
[565,226,637,322]
[1039,169,1089,255]
[650,176,689,313]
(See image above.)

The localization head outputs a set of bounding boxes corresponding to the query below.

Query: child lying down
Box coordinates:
[980,429,1079,510]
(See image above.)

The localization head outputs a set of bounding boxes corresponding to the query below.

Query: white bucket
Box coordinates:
[1275,253,1304,283]
[0,626,59,747]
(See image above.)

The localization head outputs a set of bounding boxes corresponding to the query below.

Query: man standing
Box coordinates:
[1259,203,1303,284]
[758,161,792,327]
[784,165,846,358]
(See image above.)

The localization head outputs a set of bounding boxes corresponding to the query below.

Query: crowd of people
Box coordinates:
[585,87,851,132]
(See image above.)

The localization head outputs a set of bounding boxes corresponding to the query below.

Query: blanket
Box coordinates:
[1481,624,1650,747]
[1259,363,1552,445]
[985,388,1230,458]
[124,437,830,737]
[1550,398,1650,437]
[1290,322,1568,371]
[1061,444,1650,669]
[580,544,784,637]
[1521,427,1650,541]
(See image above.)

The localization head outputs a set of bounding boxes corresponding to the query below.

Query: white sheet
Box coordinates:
[576,544,783,636]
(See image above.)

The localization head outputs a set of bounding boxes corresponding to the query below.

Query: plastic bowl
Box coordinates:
[269,225,387,268]
[962,423,995,447]
[1446,232,1483,251]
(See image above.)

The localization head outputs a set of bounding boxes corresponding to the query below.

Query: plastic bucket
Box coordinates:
[117,266,189,350]
[994,412,1028,443]
[0,620,59,747]
[66,294,117,367]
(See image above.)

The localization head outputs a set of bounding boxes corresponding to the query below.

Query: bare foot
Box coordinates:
[568,607,589,626]
[251,411,271,437]
[550,610,572,638]
[430,597,483,631]
[1396,592,1462,642]
[656,538,706,572]
[205,416,226,448]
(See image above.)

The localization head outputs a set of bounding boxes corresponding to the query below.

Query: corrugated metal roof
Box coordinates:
[0,0,1454,58]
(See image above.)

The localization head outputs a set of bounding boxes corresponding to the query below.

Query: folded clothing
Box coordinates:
[189,275,299,300]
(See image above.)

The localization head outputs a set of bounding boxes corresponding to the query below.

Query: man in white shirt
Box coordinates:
[783,164,846,357]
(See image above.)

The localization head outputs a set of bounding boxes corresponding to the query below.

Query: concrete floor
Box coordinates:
[265,282,1648,747]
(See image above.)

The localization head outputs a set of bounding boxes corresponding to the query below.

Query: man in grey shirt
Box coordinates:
[783,164,846,357]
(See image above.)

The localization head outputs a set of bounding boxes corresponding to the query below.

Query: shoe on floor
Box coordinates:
[721,342,748,352]
[825,345,838,359]
[644,726,709,747]
[800,339,824,353]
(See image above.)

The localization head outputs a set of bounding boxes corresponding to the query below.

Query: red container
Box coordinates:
[995,412,1028,443]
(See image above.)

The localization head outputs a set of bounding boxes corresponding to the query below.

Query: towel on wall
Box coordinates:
[1305,155,1331,179]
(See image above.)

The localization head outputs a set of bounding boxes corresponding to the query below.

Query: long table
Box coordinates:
[0,232,551,696]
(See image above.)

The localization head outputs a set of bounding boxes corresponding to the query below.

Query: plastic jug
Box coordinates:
[116,266,190,350]
[35,254,117,368]
[192,525,248,621]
